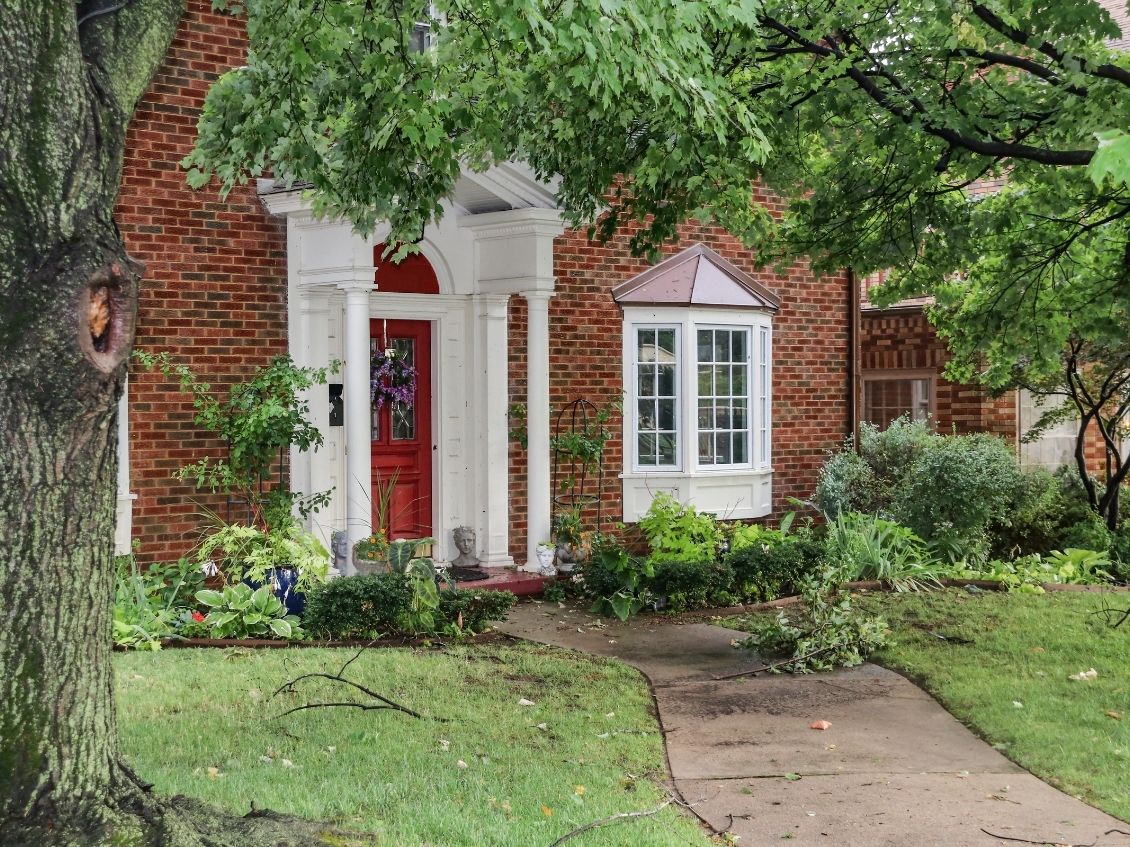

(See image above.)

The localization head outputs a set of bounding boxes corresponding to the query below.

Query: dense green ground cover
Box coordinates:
[725,589,1130,822]
[116,644,710,846]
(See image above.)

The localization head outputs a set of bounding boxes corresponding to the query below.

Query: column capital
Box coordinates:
[521,289,555,305]
[337,275,376,296]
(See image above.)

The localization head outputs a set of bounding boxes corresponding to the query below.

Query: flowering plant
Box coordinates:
[370,347,416,410]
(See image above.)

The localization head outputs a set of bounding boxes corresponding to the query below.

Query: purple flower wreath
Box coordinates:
[370,347,417,410]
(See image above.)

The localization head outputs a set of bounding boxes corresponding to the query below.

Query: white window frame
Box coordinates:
[621,306,774,521]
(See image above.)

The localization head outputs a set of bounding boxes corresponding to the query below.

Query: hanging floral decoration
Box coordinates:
[370,347,416,410]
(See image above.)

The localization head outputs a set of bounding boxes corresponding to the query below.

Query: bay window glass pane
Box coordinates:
[697,327,751,467]
[635,326,678,467]
[697,330,713,362]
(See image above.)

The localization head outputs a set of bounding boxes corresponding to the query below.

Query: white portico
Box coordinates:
[259,164,565,573]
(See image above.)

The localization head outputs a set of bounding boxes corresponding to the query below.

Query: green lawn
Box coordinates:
[725,588,1130,822]
[116,643,712,846]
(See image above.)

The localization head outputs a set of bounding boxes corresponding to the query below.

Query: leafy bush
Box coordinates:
[951,548,1114,592]
[1109,527,1130,583]
[989,469,1068,558]
[814,448,880,518]
[437,589,517,633]
[302,573,414,639]
[194,518,330,592]
[898,433,1023,563]
[586,535,654,620]
[738,565,890,673]
[815,419,1026,564]
[648,559,737,612]
[637,493,722,563]
[825,512,944,591]
[195,584,304,640]
[302,573,516,637]
[724,534,823,602]
[112,561,181,650]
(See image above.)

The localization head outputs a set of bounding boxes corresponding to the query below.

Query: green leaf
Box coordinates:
[195,589,224,607]
[268,618,292,638]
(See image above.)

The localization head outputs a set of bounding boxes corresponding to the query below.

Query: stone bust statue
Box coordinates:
[451,526,480,568]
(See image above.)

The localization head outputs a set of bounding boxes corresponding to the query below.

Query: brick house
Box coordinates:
[114,1,854,569]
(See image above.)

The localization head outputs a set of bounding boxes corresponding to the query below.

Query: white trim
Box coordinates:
[620,305,774,522]
[114,379,137,556]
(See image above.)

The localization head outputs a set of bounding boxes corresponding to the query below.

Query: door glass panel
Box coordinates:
[391,337,416,441]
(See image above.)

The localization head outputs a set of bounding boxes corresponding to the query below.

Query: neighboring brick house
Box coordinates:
[859,276,1105,475]
[859,0,1126,476]
[114,1,854,568]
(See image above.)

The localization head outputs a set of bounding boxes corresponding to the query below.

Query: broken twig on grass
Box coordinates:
[270,645,428,720]
[546,799,675,847]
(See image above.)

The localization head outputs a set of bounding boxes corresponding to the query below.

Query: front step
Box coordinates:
[448,567,551,597]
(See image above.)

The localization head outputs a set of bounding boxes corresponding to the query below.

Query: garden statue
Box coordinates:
[451,526,481,568]
[330,529,349,573]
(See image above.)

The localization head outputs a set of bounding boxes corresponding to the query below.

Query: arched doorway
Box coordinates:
[370,244,439,539]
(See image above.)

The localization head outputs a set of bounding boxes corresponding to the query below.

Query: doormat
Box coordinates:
[448,566,490,582]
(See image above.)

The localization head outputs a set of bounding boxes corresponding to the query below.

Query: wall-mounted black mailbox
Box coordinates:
[328,383,344,427]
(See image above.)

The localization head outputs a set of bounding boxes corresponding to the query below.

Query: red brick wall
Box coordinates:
[509,215,851,560]
[860,308,1016,440]
[860,307,1110,473]
[119,2,287,564]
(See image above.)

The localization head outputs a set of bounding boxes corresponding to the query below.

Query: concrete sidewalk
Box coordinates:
[498,600,1130,847]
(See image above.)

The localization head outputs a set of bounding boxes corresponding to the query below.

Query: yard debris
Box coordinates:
[1069,668,1099,682]
[810,720,832,730]
[535,722,548,730]
[1012,701,1024,709]
[439,739,450,751]
[457,759,468,769]
[518,698,536,706]
[206,766,221,779]
[1106,711,1122,721]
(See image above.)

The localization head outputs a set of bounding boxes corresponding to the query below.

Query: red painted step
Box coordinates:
[447,567,551,597]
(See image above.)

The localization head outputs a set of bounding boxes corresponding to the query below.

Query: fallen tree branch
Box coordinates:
[713,647,834,680]
[270,644,428,720]
[979,827,1130,846]
[547,798,675,847]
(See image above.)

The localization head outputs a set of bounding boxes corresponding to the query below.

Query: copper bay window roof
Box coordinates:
[611,243,780,311]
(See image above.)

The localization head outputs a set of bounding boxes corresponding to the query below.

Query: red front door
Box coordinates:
[370,319,432,540]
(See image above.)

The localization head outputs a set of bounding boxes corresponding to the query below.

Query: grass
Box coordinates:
[115,643,712,846]
[723,588,1130,822]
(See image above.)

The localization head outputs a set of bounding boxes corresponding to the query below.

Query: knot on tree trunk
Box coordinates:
[79,259,139,374]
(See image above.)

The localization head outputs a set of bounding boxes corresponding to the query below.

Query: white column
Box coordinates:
[524,290,553,569]
[340,280,373,575]
[113,378,136,556]
[477,294,515,567]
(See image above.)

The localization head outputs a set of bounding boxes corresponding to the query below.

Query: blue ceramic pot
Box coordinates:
[244,566,305,616]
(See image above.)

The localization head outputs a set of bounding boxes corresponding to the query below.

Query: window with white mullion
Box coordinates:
[696,327,751,468]
[634,326,679,468]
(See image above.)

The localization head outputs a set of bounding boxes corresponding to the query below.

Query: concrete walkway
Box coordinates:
[498,600,1130,847]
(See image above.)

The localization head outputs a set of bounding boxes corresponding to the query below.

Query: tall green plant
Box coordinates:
[638,492,722,564]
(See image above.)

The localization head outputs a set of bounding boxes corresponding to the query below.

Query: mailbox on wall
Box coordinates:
[328,383,344,427]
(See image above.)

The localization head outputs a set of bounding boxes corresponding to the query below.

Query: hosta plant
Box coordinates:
[195,584,304,640]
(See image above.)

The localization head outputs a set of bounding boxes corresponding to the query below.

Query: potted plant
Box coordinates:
[552,507,586,573]
[194,511,330,614]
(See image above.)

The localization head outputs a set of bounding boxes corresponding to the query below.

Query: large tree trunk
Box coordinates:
[0,4,190,844]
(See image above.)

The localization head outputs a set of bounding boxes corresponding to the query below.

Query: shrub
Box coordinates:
[637,492,722,563]
[648,559,737,612]
[952,548,1114,592]
[302,573,414,639]
[898,433,1023,563]
[814,449,880,518]
[303,573,517,637]
[738,564,890,673]
[825,512,944,591]
[724,534,823,602]
[437,589,517,633]
[585,535,654,620]
[990,469,1068,558]
[1109,527,1130,583]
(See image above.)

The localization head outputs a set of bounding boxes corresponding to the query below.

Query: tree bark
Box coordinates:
[0,3,186,843]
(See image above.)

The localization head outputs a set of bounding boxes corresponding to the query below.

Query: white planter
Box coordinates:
[534,544,557,576]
